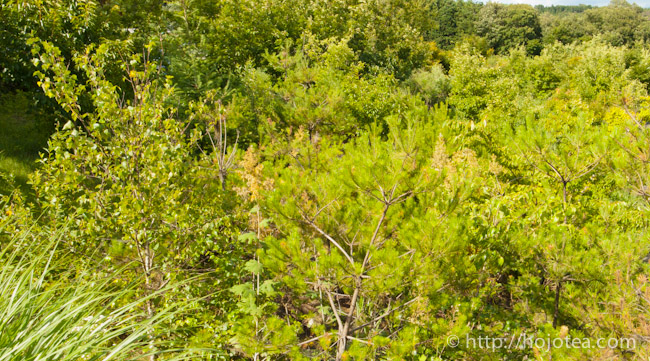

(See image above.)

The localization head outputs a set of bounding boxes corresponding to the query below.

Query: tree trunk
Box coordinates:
[144,244,157,361]
[553,281,562,329]
[336,282,360,360]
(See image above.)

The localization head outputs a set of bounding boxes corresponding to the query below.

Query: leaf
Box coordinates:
[229,283,254,297]
[238,232,257,243]
[259,280,276,296]
[62,120,74,130]
[241,296,262,317]
[244,259,263,274]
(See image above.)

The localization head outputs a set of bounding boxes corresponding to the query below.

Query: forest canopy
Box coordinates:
[3,0,650,360]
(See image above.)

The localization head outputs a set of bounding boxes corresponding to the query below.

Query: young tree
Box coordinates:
[30,40,242,358]
[510,92,606,329]
[229,106,489,359]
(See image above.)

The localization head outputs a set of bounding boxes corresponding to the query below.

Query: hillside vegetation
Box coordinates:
[3,0,650,360]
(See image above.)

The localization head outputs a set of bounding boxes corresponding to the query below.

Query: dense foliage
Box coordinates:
[3,0,650,360]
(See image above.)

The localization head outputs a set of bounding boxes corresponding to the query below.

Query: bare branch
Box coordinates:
[326,290,343,331]
[301,213,355,266]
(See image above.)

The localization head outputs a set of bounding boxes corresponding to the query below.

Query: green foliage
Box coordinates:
[346,0,438,79]
[477,3,543,55]
[236,39,413,143]
[430,0,482,49]
[0,218,197,361]
[29,39,246,356]
[406,64,451,107]
[235,112,477,359]
[540,0,650,46]
[583,0,650,46]
[448,44,499,120]
[5,1,650,360]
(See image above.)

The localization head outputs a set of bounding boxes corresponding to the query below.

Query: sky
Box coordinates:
[491,0,650,6]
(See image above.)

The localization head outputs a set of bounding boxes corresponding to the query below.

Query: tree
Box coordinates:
[238,38,412,144]
[229,104,495,359]
[477,3,542,55]
[448,44,499,120]
[508,88,608,329]
[406,63,451,107]
[347,0,438,79]
[584,0,650,46]
[30,39,243,358]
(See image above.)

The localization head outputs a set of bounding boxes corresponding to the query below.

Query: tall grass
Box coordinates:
[0,225,196,361]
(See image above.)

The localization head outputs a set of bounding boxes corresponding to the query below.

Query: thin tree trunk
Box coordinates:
[336,284,360,361]
[562,181,568,224]
[219,171,226,191]
[144,244,157,361]
[553,281,562,329]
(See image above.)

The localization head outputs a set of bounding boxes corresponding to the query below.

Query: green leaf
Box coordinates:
[259,280,276,296]
[230,283,254,297]
[244,259,263,274]
[62,120,74,130]
[238,232,257,243]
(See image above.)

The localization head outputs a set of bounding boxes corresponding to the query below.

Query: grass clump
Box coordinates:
[0,222,198,361]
